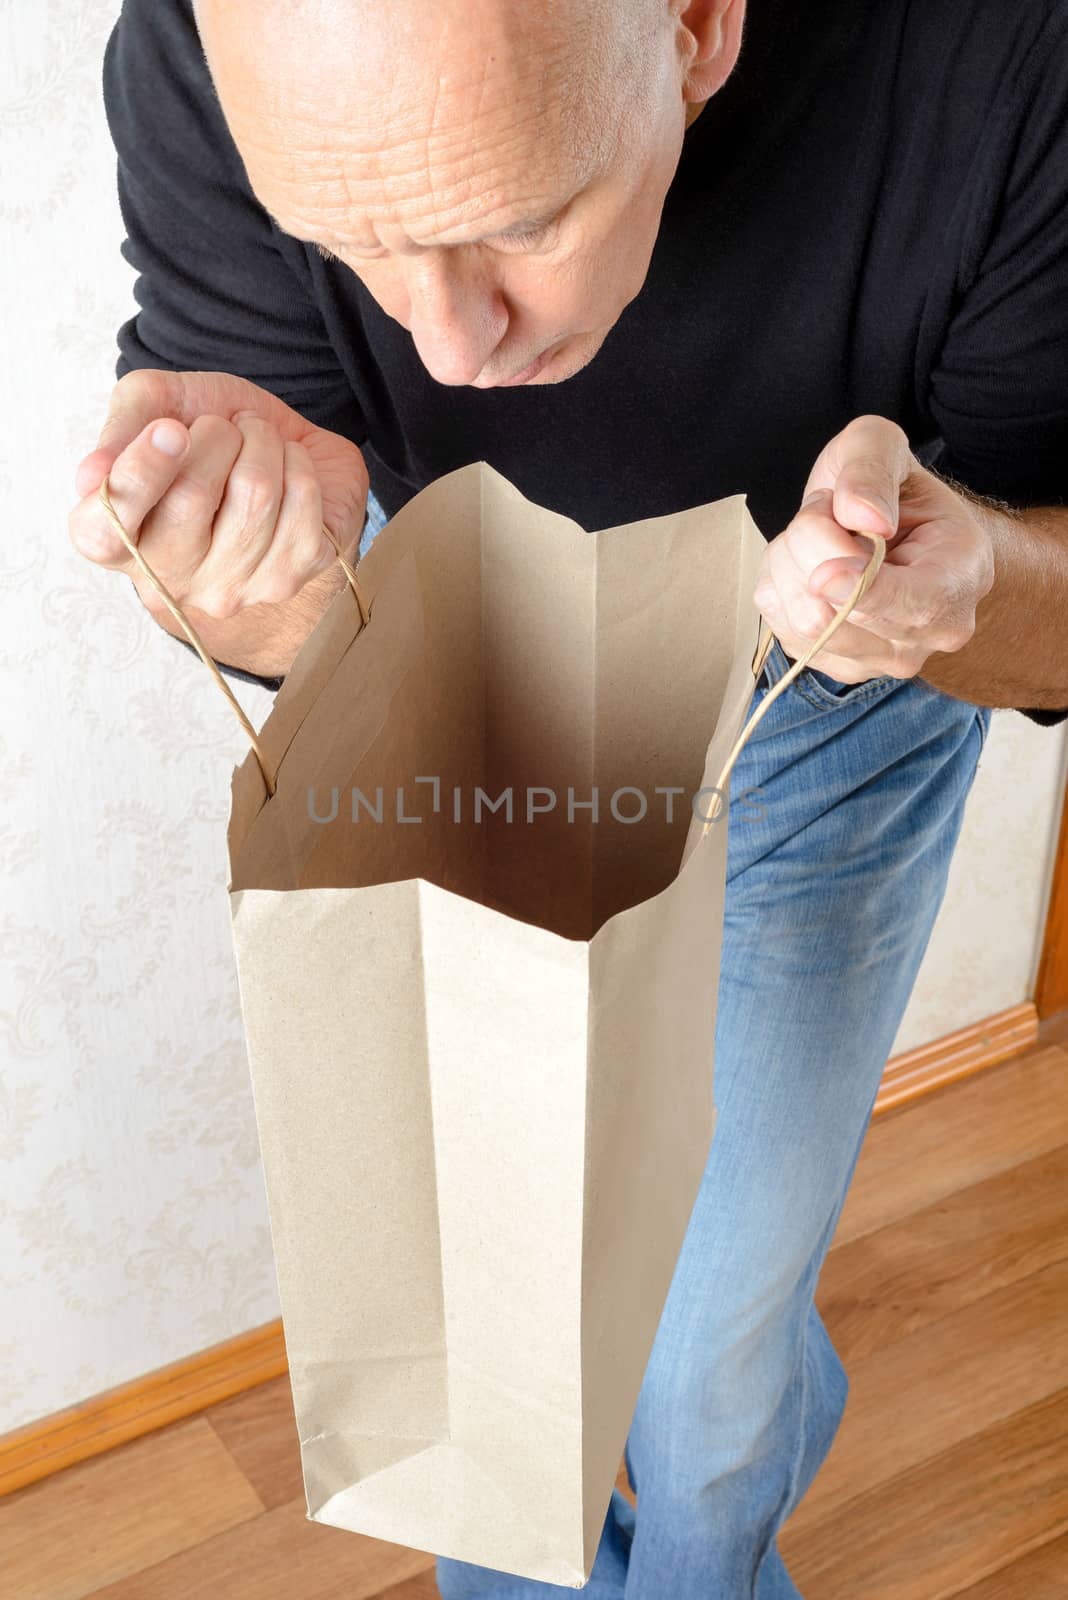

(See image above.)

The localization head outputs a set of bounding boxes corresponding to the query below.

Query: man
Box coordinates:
[70,0,1067,1594]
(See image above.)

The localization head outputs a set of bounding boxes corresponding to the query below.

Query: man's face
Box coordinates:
[197,0,742,389]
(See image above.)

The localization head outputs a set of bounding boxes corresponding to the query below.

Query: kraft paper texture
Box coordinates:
[225,462,767,1586]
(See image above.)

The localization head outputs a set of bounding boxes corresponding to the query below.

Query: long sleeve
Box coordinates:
[102,0,368,691]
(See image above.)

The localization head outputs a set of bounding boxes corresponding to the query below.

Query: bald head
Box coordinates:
[193,0,745,386]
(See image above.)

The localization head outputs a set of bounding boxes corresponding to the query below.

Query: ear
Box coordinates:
[675,0,746,105]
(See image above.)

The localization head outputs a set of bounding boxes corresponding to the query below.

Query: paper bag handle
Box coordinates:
[97,474,883,815]
[97,473,371,798]
[699,529,886,837]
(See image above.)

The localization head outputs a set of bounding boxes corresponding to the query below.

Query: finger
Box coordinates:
[184,414,284,617]
[768,492,877,630]
[798,416,911,531]
[77,370,319,501]
[828,416,912,536]
[136,414,244,592]
[756,511,888,662]
[247,440,336,607]
[772,487,934,646]
[93,369,188,462]
[68,418,191,568]
[785,489,881,571]
[756,560,905,673]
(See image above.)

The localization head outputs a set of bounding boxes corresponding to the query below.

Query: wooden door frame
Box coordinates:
[1036,770,1068,1020]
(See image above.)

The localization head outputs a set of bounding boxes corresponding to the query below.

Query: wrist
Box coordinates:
[135,559,351,680]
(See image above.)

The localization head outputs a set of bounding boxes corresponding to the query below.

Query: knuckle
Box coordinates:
[849,412,907,445]
[936,618,975,653]
[195,586,243,622]
[909,594,941,630]
[157,473,217,528]
[285,471,321,521]
[254,570,306,607]
[795,602,829,640]
[68,505,109,563]
[226,461,279,521]
[848,452,898,487]
[140,585,171,622]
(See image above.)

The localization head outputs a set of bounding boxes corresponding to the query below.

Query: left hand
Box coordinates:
[753,415,997,683]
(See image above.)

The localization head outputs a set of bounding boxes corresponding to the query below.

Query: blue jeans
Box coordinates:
[359,490,992,1599]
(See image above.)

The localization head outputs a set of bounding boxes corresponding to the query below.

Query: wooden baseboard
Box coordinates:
[0,1321,286,1499]
[873,1001,1038,1116]
[0,1001,1040,1499]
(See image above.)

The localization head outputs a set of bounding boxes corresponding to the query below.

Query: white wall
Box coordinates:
[892,712,1066,1056]
[1,1,1064,1434]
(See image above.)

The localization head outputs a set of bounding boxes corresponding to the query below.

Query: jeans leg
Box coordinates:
[439,650,990,1600]
[358,483,390,558]
[619,653,989,1599]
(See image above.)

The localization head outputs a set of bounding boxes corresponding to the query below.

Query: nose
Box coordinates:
[404,253,509,386]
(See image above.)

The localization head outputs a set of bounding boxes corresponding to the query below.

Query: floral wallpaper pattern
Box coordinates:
[1,0,279,1432]
[0,0,1064,1434]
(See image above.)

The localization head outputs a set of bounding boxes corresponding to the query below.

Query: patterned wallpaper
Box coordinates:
[1,0,280,1432]
[1,1,1064,1434]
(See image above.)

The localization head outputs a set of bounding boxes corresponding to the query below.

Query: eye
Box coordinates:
[313,239,389,265]
[494,219,559,252]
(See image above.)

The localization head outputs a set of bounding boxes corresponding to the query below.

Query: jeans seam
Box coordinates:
[794,678,896,712]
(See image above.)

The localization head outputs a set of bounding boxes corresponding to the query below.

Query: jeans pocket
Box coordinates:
[763,640,896,711]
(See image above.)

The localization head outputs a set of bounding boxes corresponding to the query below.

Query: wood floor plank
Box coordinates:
[0,1418,264,1600]
[780,1386,1068,1600]
[8,1042,1067,1599]
[833,1045,1068,1247]
[84,1497,433,1600]
[819,1142,1068,1364]
[206,1376,303,1510]
[794,1256,1068,1532]
[949,1530,1068,1597]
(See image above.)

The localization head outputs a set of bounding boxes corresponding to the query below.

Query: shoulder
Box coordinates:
[103,0,244,196]
[899,0,1068,97]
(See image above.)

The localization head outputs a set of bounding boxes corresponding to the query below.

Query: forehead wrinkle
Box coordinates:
[247,96,600,249]
[204,0,631,248]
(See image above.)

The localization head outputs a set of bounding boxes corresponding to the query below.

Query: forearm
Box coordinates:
[920,500,1068,710]
[151,558,351,680]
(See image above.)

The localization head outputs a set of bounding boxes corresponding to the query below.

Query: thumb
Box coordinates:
[78,370,187,495]
[95,369,185,457]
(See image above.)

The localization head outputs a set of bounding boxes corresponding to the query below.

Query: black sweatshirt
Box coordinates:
[102,0,1068,724]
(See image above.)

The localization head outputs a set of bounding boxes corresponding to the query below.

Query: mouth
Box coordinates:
[479,342,559,387]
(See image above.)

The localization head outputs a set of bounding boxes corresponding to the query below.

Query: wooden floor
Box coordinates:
[5,1029,1068,1600]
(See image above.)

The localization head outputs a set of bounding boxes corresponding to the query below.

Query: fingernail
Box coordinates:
[151,420,187,457]
[856,496,894,528]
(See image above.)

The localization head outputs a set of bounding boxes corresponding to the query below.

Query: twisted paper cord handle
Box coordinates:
[97,474,371,798]
[97,474,884,824]
[699,529,886,837]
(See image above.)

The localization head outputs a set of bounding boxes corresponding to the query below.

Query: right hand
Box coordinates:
[69,370,370,624]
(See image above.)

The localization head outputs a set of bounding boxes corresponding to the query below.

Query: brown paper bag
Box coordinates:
[101,460,884,1587]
